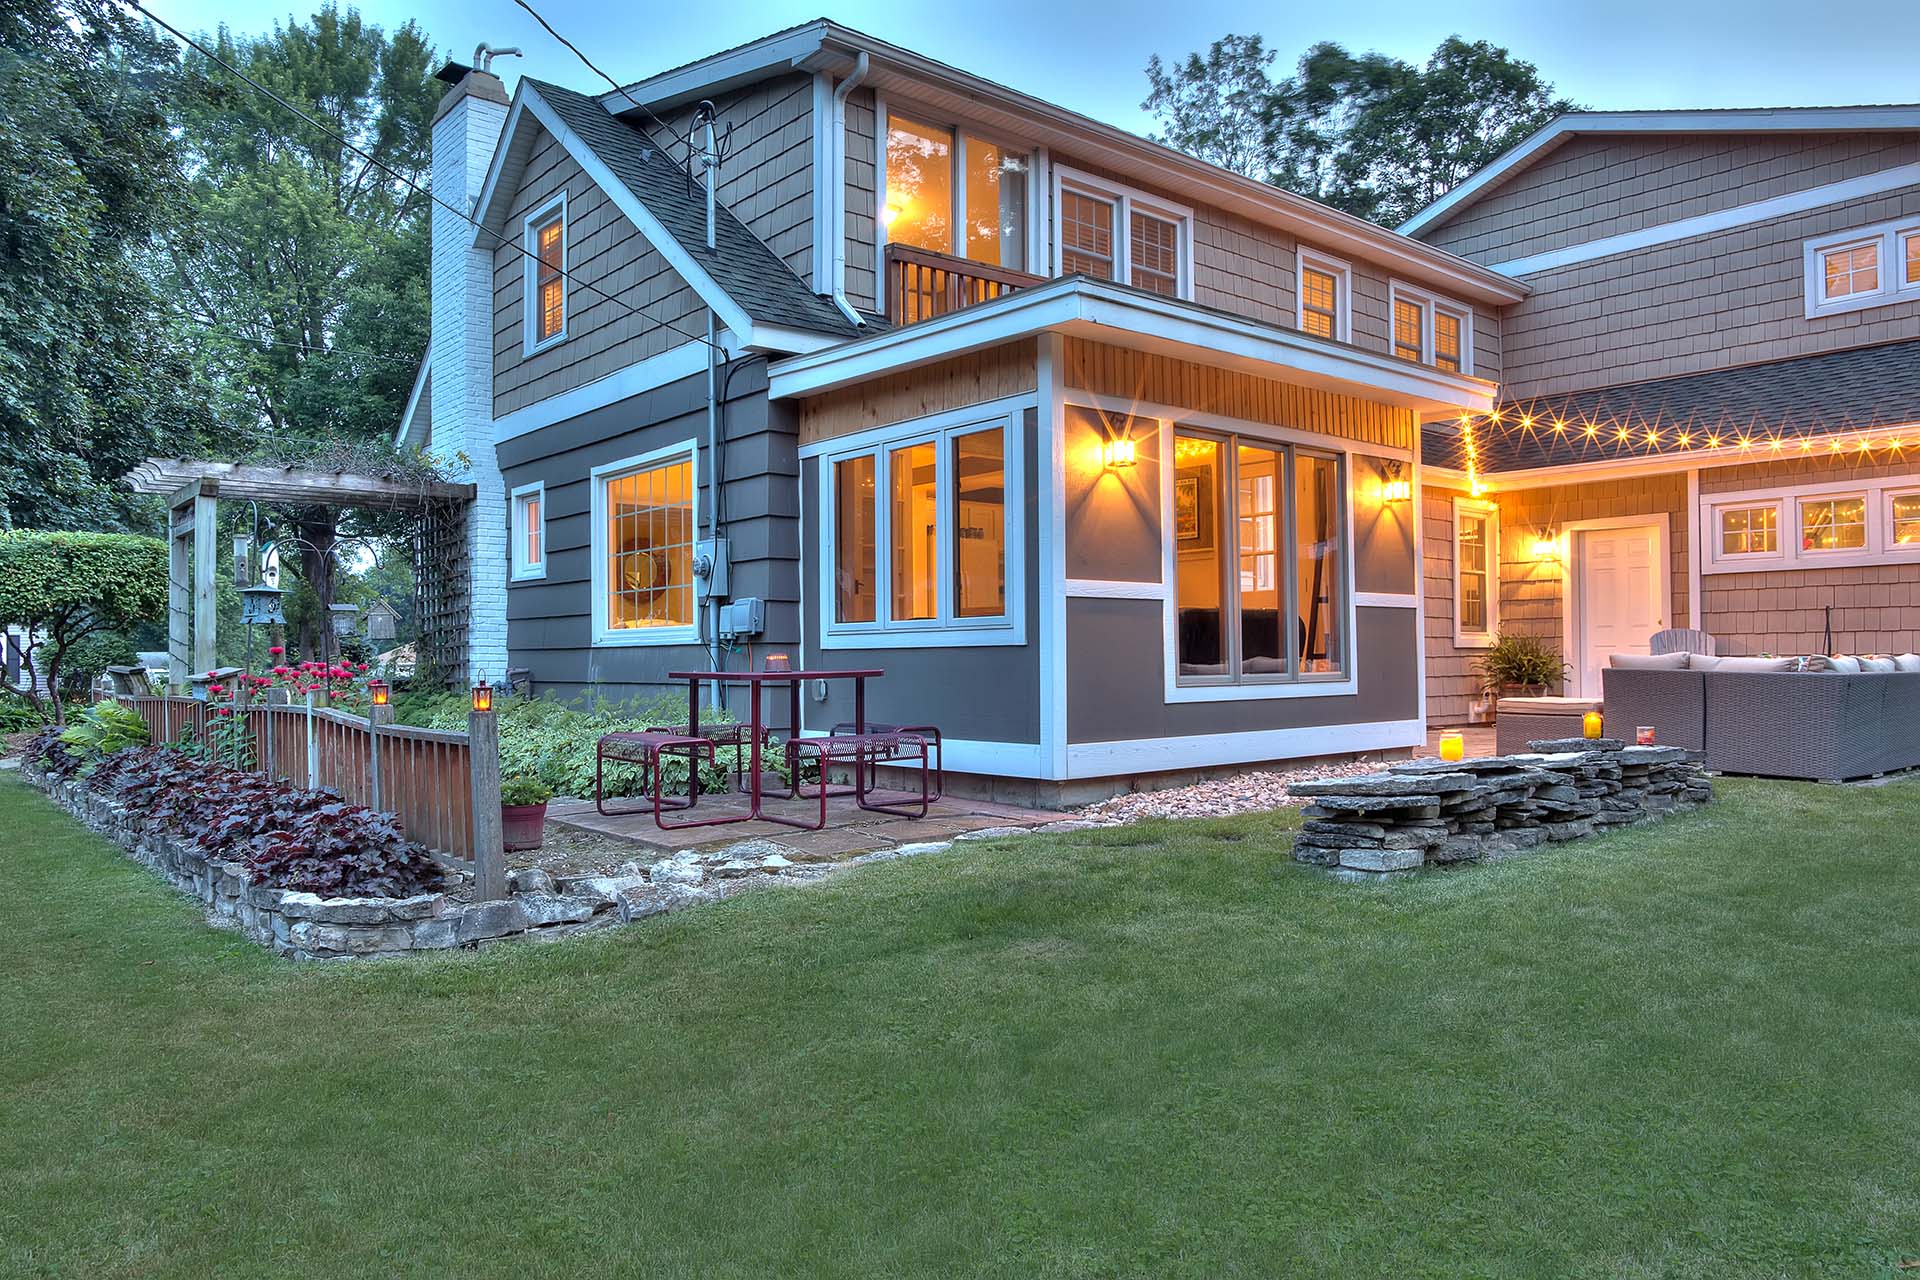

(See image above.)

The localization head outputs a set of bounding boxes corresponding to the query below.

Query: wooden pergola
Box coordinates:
[124,459,477,690]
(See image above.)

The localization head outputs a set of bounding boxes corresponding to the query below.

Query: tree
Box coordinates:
[0,532,168,722]
[0,0,211,530]
[165,4,439,657]
[1144,33,1574,227]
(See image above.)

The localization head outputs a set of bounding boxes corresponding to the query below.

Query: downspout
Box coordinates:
[700,103,727,711]
[828,52,870,327]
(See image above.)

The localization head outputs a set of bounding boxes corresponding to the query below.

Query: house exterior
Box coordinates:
[1402,109,1920,721]
[402,21,1920,797]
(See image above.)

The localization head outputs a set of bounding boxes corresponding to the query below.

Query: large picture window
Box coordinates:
[1172,428,1345,685]
[591,444,697,645]
[822,410,1024,647]
[883,113,1029,270]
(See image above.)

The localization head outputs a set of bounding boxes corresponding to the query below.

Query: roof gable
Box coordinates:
[470,79,856,352]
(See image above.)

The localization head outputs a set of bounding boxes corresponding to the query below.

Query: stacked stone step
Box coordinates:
[1287,738,1713,875]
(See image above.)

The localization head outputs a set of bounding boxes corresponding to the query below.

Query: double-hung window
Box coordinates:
[524,195,567,353]
[1052,166,1192,299]
[510,482,546,581]
[825,411,1024,646]
[882,113,1030,270]
[1296,248,1351,342]
[1452,498,1498,648]
[1805,217,1920,316]
[590,443,698,645]
[1171,429,1345,685]
[1388,282,1472,373]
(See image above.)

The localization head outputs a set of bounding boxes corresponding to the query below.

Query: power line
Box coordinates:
[121,0,724,356]
[181,317,422,368]
[509,0,697,168]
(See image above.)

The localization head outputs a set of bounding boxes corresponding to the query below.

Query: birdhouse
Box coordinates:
[240,584,287,626]
[364,598,400,642]
[328,603,361,637]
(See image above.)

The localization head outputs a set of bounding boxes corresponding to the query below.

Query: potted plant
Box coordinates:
[500,774,553,852]
[1474,633,1567,712]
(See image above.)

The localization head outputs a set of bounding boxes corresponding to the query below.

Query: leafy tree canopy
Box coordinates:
[0,531,168,720]
[0,0,211,530]
[1145,33,1575,227]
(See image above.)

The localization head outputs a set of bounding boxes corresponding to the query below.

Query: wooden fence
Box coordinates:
[119,695,476,860]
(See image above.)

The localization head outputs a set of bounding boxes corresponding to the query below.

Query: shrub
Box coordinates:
[59,701,150,768]
[30,727,82,780]
[83,747,445,898]
[500,775,552,806]
[1474,632,1567,694]
[0,689,49,733]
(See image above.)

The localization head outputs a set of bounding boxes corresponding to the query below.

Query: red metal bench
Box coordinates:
[792,729,935,825]
[828,721,944,803]
[595,731,717,825]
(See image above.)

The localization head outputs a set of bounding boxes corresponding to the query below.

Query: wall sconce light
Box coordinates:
[1380,460,1411,503]
[1530,533,1560,560]
[1102,434,1137,469]
[471,680,493,714]
[369,679,390,707]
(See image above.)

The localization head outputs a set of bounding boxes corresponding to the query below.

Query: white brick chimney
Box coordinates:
[429,66,511,684]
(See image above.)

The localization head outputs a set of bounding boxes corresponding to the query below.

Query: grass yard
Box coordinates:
[2,772,1918,1278]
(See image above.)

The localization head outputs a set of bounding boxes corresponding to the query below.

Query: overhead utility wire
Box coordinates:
[509,0,700,167]
[121,0,724,356]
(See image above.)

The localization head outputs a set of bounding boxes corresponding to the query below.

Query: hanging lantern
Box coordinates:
[328,603,361,637]
[240,584,287,626]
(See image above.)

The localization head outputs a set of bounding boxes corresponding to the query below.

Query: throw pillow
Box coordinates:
[1692,655,1798,673]
[1859,656,1897,673]
[1894,654,1920,672]
[1608,651,1691,670]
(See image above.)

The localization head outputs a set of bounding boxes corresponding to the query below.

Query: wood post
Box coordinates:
[304,688,318,785]
[368,701,393,812]
[191,484,218,679]
[468,704,504,901]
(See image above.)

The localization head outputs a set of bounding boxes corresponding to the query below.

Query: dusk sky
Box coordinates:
[146,0,1920,140]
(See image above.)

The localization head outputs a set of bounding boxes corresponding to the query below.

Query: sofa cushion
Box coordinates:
[1859,656,1898,673]
[1609,651,1690,670]
[1895,654,1920,672]
[1689,654,1799,672]
[1826,655,1862,673]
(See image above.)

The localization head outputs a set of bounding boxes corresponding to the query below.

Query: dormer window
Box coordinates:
[524,195,567,353]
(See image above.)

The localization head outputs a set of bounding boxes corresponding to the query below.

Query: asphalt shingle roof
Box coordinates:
[1423,339,1920,473]
[530,79,858,340]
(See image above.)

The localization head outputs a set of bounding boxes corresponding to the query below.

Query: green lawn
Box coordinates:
[3,772,1918,1278]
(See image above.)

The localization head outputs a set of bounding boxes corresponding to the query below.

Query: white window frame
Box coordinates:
[1452,496,1499,648]
[1803,215,1920,318]
[1387,281,1473,374]
[589,439,700,647]
[1153,408,1359,703]
[1295,247,1353,344]
[817,402,1028,649]
[1707,499,1785,568]
[1796,491,1871,557]
[509,481,547,582]
[1050,163,1195,301]
[873,98,1039,293]
[522,193,569,355]
[1699,472,1920,573]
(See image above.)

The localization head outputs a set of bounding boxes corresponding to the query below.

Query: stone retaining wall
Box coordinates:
[1287,738,1714,875]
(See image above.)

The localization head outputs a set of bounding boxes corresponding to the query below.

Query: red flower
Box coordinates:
[268,645,284,656]
[208,683,226,695]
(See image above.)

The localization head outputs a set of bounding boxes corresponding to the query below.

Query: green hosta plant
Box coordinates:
[59,701,150,769]
[1474,632,1567,694]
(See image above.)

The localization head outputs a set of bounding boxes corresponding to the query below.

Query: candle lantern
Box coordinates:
[763,653,792,673]
[239,584,287,626]
[1583,710,1604,740]
[369,679,390,707]
[471,680,493,714]
[1438,730,1465,763]
[1636,725,1656,746]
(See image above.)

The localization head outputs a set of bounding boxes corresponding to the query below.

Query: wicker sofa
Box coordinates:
[1602,666,1920,781]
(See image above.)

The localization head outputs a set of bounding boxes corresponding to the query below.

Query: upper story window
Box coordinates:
[883,113,1030,271]
[1804,217,1920,318]
[590,443,698,645]
[524,195,567,353]
[1296,248,1351,343]
[1172,429,1345,685]
[510,482,546,581]
[1388,282,1472,374]
[821,406,1026,648]
[1052,165,1192,300]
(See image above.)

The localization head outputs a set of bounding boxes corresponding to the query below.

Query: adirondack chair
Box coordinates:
[1647,628,1718,657]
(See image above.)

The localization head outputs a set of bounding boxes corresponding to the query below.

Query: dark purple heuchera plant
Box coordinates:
[61,745,444,899]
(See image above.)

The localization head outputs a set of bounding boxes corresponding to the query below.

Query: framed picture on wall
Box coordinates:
[1175,467,1214,552]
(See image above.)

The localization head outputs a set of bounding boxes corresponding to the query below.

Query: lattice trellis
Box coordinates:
[412,497,469,686]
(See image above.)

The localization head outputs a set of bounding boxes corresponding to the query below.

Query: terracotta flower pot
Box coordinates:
[501,801,548,852]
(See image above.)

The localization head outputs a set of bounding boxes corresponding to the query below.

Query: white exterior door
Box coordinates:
[1574,524,1664,696]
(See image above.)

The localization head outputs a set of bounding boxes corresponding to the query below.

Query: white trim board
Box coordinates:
[795,393,1038,459]
[1400,106,1920,238]
[1066,718,1426,779]
[394,350,432,449]
[1066,578,1164,599]
[1354,592,1419,609]
[1496,163,1920,277]
[493,338,720,443]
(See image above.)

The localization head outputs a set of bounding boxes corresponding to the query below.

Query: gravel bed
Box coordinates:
[1075,758,1394,824]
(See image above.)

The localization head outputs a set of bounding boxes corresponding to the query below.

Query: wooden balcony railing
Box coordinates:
[885,243,1044,325]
